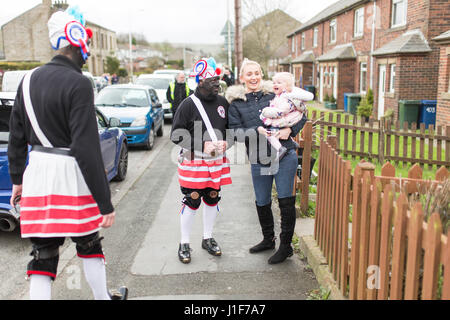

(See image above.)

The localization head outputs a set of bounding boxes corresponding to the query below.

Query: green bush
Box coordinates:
[0,61,43,71]
[357,88,373,118]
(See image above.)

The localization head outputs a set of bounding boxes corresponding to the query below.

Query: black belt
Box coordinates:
[32,145,73,156]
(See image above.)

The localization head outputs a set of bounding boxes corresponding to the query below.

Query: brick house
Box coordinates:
[285,0,450,120]
[433,30,450,127]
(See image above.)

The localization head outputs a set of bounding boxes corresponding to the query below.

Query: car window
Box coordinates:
[149,89,159,104]
[96,88,149,107]
[96,112,107,128]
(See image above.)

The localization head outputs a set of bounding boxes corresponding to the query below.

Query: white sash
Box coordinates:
[190,94,218,142]
[22,68,53,148]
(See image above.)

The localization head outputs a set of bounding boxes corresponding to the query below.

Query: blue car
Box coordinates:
[0,98,128,232]
[95,84,164,150]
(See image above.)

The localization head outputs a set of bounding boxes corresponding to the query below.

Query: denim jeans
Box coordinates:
[250,149,298,206]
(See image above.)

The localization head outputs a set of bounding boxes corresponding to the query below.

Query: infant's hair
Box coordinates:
[239,58,263,77]
[273,72,295,91]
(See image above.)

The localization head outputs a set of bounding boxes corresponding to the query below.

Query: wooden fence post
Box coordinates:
[404,203,424,300]
[422,212,442,300]
[300,121,313,214]
[378,119,385,164]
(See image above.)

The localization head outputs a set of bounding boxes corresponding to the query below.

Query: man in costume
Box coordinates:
[171,57,232,264]
[8,7,127,300]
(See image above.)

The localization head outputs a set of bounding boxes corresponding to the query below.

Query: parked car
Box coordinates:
[153,69,183,77]
[0,70,28,102]
[93,76,109,92]
[82,71,99,98]
[136,74,173,120]
[0,98,128,233]
[95,84,164,150]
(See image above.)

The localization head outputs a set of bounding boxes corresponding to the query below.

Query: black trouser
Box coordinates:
[27,232,104,280]
[181,187,221,210]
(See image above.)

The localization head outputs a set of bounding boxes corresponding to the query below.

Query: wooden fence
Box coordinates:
[293,121,313,214]
[314,137,450,300]
[309,110,450,168]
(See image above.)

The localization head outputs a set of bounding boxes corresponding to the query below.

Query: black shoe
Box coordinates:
[178,243,192,264]
[202,238,222,256]
[249,237,276,253]
[268,245,294,264]
[109,286,128,300]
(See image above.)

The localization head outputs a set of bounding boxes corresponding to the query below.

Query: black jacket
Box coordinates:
[171,88,231,154]
[166,81,193,112]
[8,55,114,215]
[226,82,307,164]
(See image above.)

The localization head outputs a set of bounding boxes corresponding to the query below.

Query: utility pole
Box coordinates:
[234,0,243,83]
[129,32,133,82]
[227,0,232,69]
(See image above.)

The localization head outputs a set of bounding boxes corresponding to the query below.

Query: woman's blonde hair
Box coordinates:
[239,58,263,77]
[272,72,295,91]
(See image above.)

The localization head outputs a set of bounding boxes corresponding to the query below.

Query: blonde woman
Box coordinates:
[226,60,308,264]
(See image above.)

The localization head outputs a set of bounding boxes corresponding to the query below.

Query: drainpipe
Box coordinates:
[370,0,377,90]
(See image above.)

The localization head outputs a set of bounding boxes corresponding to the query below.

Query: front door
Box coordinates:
[319,66,324,102]
[378,65,386,119]
[333,67,338,100]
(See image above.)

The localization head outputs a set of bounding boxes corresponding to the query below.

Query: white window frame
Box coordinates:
[354,7,364,37]
[390,64,396,93]
[313,27,318,48]
[291,36,295,53]
[301,33,305,50]
[330,19,337,43]
[360,62,367,94]
[391,0,407,28]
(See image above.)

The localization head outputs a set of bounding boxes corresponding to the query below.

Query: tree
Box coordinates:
[242,0,301,77]
[105,56,120,75]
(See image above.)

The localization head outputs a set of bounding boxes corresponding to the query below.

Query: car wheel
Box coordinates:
[112,143,128,182]
[144,127,155,150]
[156,123,164,137]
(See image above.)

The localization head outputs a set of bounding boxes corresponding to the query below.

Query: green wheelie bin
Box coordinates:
[398,100,421,128]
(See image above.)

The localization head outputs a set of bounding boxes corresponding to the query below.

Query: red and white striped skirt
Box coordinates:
[178,153,232,190]
[20,150,103,238]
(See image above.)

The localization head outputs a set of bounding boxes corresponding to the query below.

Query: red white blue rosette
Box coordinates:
[65,20,89,60]
[191,59,208,78]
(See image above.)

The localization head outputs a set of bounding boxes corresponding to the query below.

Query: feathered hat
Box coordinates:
[189,57,222,83]
[48,5,93,61]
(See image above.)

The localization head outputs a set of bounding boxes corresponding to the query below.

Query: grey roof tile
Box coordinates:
[372,29,432,56]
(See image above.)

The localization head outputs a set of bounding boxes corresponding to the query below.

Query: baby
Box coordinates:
[260,72,314,160]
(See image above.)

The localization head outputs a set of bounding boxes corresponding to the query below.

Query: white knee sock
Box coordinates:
[180,205,197,244]
[203,203,219,240]
[82,258,111,300]
[29,274,52,300]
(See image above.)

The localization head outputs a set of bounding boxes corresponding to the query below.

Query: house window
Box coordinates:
[313,27,318,47]
[301,33,305,50]
[330,19,337,43]
[360,62,367,94]
[354,7,364,37]
[392,0,407,28]
[291,37,295,53]
[390,64,396,93]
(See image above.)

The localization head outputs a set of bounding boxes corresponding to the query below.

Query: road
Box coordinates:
[0,124,319,300]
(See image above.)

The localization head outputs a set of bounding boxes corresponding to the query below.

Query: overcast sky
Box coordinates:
[0,0,339,44]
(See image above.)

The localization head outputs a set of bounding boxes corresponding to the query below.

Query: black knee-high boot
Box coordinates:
[249,202,276,253]
[268,196,296,264]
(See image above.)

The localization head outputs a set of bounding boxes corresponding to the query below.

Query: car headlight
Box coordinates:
[130,115,147,127]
